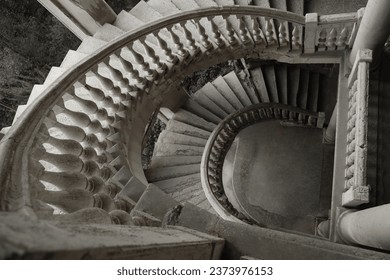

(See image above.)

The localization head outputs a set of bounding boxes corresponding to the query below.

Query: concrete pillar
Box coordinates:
[337,204,390,250]
[350,0,390,65]
[324,103,337,144]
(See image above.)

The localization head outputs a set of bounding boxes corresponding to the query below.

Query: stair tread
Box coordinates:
[60,50,88,68]
[12,105,28,125]
[307,72,320,112]
[192,91,229,119]
[212,76,245,110]
[77,36,107,54]
[263,65,279,103]
[44,67,67,86]
[237,70,260,104]
[287,66,300,107]
[27,85,46,105]
[158,130,208,147]
[171,0,200,11]
[197,82,236,114]
[193,0,218,8]
[148,0,181,16]
[146,163,200,182]
[250,67,270,103]
[183,99,222,124]
[166,119,211,139]
[151,155,202,169]
[275,64,288,105]
[297,69,310,110]
[172,109,216,132]
[129,0,164,23]
[223,71,252,107]
[153,173,201,194]
[214,0,235,4]
[113,10,144,32]
[154,142,205,157]
[93,23,124,42]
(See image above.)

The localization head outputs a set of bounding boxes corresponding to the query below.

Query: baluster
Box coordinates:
[167,25,189,59]
[154,31,178,64]
[103,183,121,199]
[40,171,104,193]
[83,82,122,111]
[238,15,251,46]
[278,22,288,47]
[179,22,200,55]
[317,29,327,50]
[265,18,276,46]
[252,17,265,46]
[90,67,127,101]
[291,25,301,49]
[102,57,134,93]
[128,42,157,81]
[308,115,316,126]
[223,15,238,48]
[336,27,348,50]
[298,113,305,124]
[195,19,213,51]
[140,36,167,74]
[37,189,95,213]
[114,50,146,89]
[114,198,134,212]
[326,28,337,50]
[38,148,99,176]
[93,193,115,212]
[45,114,86,142]
[209,17,225,48]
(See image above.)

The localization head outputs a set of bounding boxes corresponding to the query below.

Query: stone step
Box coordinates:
[27,85,46,105]
[166,119,211,139]
[307,72,320,112]
[153,173,201,194]
[44,67,67,86]
[113,10,144,32]
[172,109,217,132]
[153,143,205,157]
[93,23,124,42]
[263,64,279,103]
[110,165,133,187]
[192,91,229,119]
[0,126,10,140]
[77,36,107,54]
[148,0,180,16]
[197,83,236,115]
[146,163,200,182]
[287,66,300,107]
[131,183,179,221]
[12,105,28,125]
[129,0,164,24]
[116,176,146,202]
[223,71,252,107]
[250,67,270,103]
[183,99,222,124]
[214,0,235,5]
[237,70,260,104]
[275,64,288,105]
[158,130,208,147]
[151,155,202,169]
[60,50,88,68]
[212,76,245,110]
[171,0,200,11]
[297,69,310,110]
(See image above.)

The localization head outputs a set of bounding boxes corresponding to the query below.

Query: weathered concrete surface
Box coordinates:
[0,210,223,259]
[176,203,390,260]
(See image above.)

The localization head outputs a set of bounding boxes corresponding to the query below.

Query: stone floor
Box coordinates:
[223,120,332,234]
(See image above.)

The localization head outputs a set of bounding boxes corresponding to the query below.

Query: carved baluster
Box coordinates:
[40,171,104,193]
[223,15,238,48]
[238,15,251,46]
[45,115,86,142]
[336,27,348,50]
[326,28,337,50]
[140,36,167,74]
[114,198,134,213]
[195,19,213,51]
[114,50,146,89]
[128,42,157,81]
[110,210,134,225]
[90,67,127,101]
[265,18,276,46]
[252,17,265,46]
[82,80,122,111]
[298,113,305,124]
[278,21,289,47]
[93,193,115,212]
[180,22,200,55]
[102,57,134,93]
[154,31,178,65]
[317,29,327,50]
[167,25,190,59]
[209,17,225,48]
[291,25,301,50]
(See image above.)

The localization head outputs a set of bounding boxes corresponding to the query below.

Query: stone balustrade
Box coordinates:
[342,49,372,207]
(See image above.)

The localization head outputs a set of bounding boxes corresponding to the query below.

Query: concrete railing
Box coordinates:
[200,103,324,224]
[342,49,372,207]
[0,7,361,226]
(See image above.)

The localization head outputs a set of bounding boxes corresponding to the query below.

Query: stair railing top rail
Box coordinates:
[200,103,323,224]
[342,49,372,208]
[0,6,360,213]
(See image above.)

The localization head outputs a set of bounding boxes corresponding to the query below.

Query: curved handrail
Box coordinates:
[0,6,309,211]
[200,103,322,224]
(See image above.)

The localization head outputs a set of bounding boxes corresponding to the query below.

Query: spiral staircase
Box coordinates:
[1,0,390,259]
